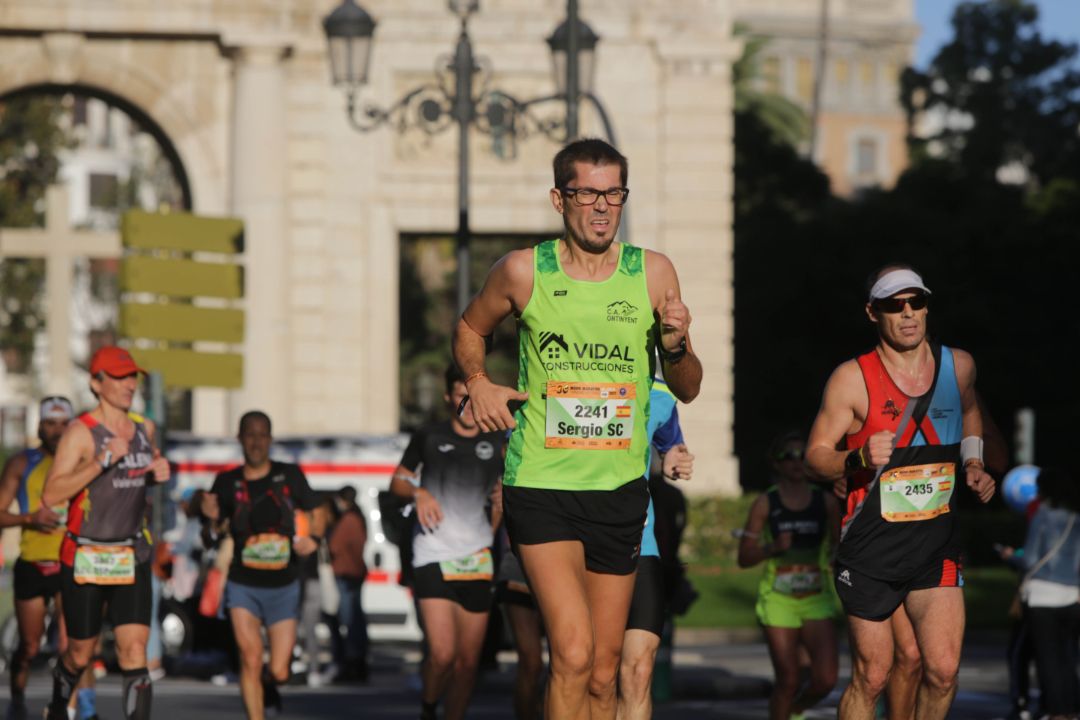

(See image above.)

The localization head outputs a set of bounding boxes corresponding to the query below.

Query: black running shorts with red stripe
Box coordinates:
[834,555,963,621]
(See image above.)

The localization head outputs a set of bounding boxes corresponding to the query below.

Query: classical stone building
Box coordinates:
[734,0,918,196]
[0,0,741,495]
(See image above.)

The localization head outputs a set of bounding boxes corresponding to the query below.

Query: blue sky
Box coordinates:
[915,0,1080,68]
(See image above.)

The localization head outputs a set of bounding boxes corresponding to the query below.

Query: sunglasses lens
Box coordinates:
[875,294,928,313]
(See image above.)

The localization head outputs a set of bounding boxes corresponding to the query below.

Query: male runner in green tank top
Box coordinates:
[453,138,702,720]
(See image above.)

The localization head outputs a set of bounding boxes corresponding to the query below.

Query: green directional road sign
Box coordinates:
[121,256,243,299]
[119,304,244,344]
[120,209,245,390]
[130,348,243,389]
[122,211,243,254]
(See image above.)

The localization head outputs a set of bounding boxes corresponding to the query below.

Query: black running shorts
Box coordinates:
[13,559,62,602]
[835,555,963,621]
[626,555,665,636]
[503,477,649,576]
[412,562,495,614]
[61,560,153,640]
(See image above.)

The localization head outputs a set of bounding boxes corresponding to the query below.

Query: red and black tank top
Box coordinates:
[61,413,154,566]
[837,343,964,582]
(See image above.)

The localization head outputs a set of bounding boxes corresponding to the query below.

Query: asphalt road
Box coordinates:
[1,635,1017,719]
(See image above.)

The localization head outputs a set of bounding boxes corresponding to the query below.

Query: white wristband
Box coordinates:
[961,436,983,464]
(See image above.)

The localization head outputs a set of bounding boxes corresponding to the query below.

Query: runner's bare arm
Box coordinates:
[975,390,1009,477]
[390,464,443,530]
[41,422,104,507]
[645,251,702,403]
[806,361,867,481]
[452,249,533,432]
[955,350,995,503]
[736,494,773,568]
[144,418,171,484]
[0,453,31,529]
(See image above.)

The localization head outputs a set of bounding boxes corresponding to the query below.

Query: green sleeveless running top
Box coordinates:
[759,485,830,599]
[504,238,655,490]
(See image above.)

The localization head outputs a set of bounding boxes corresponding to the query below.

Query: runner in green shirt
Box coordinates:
[453,138,702,720]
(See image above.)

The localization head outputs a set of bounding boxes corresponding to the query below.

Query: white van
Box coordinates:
[165,432,422,642]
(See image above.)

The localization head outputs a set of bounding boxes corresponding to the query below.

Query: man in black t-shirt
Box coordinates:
[202,411,324,719]
[390,365,504,720]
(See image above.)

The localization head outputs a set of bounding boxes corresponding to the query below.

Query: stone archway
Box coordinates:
[0,31,229,217]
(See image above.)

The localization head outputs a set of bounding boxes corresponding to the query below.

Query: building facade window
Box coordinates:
[762,56,782,95]
[796,57,814,105]
[856,137,878,176]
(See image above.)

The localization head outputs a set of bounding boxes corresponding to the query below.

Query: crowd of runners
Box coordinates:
[1,137,1077,720]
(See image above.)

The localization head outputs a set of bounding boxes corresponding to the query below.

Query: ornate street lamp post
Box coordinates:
[323,0,601,313]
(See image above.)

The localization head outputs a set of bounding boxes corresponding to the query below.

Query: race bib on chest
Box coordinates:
[544,381,636,450]
[242,533,291,570]
[880,463,956,522]
[439,548,494,582]
[773,564,822,597]
[73,545,135,586]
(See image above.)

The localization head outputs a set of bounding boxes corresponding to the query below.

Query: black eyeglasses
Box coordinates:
[562,186,630,206]
[872,293,929,314]
[775,449,804,462]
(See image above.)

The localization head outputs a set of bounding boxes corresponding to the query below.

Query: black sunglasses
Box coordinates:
[872,293,929,314]
[775,449,804,462]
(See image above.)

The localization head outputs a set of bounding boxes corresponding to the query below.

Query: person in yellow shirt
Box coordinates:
[0,397,99,720]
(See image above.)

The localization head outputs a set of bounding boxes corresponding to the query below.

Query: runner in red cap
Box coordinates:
[88,346,147,378]
[42,346,169,720]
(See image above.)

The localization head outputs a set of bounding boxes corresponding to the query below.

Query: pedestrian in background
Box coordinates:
[329,485,369,683]
[1001,467,1080,720]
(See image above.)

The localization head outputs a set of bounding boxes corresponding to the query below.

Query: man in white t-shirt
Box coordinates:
[390,365,505,720]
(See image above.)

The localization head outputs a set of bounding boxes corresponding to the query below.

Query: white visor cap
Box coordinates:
[869,269,932,302]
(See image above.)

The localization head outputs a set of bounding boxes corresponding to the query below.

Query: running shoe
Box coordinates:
[262,674,282,718]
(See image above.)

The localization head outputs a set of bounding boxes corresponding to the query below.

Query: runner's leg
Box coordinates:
[418,598,459,710]
[442,604,490,720]
[115,623,152,720]
[903,587,963,720]
[266,618,297,685]
[886,604,922,720]
[230,607,266,720]
[584,569,636,720]
[793,618,838,714]
[10,596,48,700]
[519,541,592,720]
[763,625,801,720]
[53,591,96,717]
[838,615,895,720]
[506,603,544,720]
[617,629,660,720]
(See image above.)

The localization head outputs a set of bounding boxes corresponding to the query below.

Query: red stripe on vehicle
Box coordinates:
[173,462,397,475]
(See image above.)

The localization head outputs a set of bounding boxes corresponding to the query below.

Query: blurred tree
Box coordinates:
[0,95,67,374]
[901,0,1080,187]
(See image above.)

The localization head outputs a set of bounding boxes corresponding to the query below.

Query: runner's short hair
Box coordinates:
[553,138,628,190]
[445,364,466,395]
[238,410,272,434]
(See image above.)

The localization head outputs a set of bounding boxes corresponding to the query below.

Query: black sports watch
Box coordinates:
[659,338,688,364]
[844,447,867,476]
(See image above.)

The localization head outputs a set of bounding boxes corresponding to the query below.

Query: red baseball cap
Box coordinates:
[89,346,146,377]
